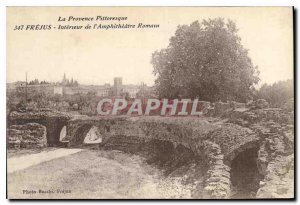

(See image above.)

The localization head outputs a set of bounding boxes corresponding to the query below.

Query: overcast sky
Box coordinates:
[7,7,293,86]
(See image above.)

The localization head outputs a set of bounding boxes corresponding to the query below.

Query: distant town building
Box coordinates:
[7,81,26,91]
[54,86,64,95]
[15,83,54,95]
[8,74,152,99]
[123,85,140,98]
[112,77,123,96]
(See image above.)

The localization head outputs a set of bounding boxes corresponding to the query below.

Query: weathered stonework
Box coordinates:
[201,141,231,199]
[249,99,269,109]
[9,111,71,146]
[7,98,294,198]
[222,101,294,199]
[65,116,255,159]
[254,122,294,198]
[7,123,47,149]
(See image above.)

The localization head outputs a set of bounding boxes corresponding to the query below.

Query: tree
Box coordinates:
[255,79,293,108]
[7,90,26,116]
[151,18,260,102]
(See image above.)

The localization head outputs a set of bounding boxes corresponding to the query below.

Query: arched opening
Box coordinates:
[44,119,69,146]
[230,147,262,199]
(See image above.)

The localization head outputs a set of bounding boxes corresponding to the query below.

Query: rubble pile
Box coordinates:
[7,123,47,149]
[248,99,269,109]
[254,121,294,198]
[228,108,293,127]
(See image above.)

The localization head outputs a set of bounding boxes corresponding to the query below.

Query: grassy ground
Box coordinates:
[8,149,196,199]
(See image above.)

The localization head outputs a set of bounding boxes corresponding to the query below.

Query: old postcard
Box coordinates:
[6,7,294,199]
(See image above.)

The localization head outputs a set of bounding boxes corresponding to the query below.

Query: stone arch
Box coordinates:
[229,143,263,199]
[70,124,94,146]
[225,140,260,165]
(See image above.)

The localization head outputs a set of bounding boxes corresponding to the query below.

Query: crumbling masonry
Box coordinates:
[7,99,294,199]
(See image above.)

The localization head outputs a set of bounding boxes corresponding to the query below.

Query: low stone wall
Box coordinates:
[7,123,47,149]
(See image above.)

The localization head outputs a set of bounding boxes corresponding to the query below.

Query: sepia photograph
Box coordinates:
[6,7,294,199]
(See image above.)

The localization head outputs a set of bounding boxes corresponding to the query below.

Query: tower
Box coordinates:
[62,73,67,85]
[113,77,123,96]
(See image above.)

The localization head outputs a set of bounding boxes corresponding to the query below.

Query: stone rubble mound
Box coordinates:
[255,121,294,198]
[7,123,47,149]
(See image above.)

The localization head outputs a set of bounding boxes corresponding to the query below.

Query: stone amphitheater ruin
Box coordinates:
[7,99,294,199]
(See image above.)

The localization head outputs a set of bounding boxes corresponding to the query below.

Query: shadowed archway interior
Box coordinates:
[230,147,263,199]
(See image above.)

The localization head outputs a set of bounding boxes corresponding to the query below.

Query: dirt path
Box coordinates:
[7,148,82,174]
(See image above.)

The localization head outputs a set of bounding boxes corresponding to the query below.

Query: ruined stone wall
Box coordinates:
[254,121,294,198]
[65,115,260,199]
[7,123,47,149]
[9,111,71,146]
[215,100,295,199]
[66,116,257,159]
[7,98,294,199]
[201,141,231,199]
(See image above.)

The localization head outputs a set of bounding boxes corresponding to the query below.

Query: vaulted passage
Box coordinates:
[230,147,262,199]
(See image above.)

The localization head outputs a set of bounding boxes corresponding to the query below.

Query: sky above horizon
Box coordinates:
[7,7,293,86]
